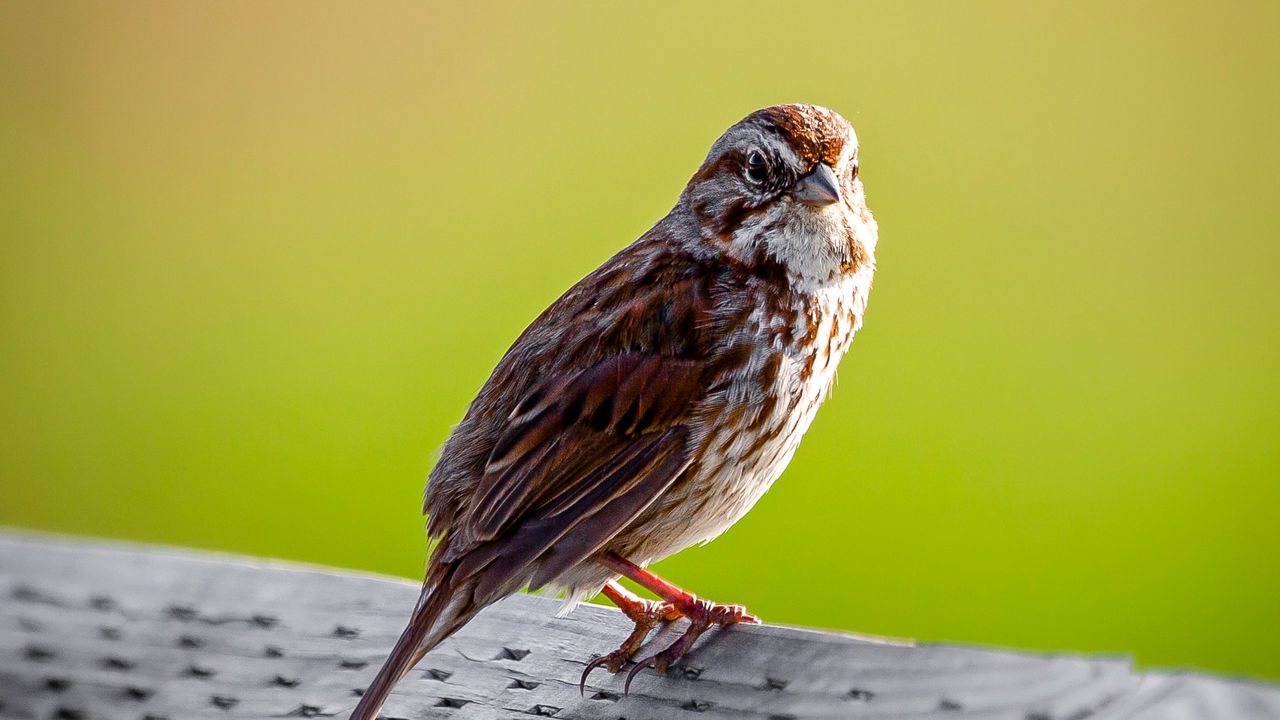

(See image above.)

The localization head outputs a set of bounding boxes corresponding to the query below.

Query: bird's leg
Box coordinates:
[583,581,681,679]
[591,551,758,693]
[602,581,684,657]
[598,550,759,627]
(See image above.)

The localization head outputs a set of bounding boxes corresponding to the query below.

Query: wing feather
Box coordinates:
[458,353,703,548]
[466,426,691,598]
[429,244,732,597]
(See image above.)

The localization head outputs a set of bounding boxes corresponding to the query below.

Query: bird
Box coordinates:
[350,103,877,718]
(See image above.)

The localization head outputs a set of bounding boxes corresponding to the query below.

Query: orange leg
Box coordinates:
[602,581,684,626]
[589,582,681,673]
[581,551,759,694]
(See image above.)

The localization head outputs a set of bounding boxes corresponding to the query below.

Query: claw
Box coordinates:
[622,618,711,694]
[580,654,613,696]
[623,654,657,695]
[580,649,637,695]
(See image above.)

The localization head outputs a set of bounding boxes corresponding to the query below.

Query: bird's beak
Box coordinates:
[793,163,842,207]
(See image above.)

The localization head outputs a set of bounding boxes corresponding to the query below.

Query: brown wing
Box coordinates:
[440,352,706,596]
[469,353,703,539]
[431,243,728,598]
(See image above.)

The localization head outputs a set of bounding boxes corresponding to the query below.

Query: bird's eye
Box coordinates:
[745,150,769,184]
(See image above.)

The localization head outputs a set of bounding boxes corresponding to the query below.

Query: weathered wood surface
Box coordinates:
[0,532,1275,720]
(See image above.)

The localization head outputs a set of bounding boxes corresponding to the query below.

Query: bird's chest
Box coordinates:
[669,278,868,546]
[712,283,860,467]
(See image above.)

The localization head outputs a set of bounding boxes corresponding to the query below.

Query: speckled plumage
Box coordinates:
[352,104,877,719]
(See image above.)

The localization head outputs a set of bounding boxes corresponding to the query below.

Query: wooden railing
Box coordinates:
[1,531,1275,719]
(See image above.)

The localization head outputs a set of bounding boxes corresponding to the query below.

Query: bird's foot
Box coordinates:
[623,597,757,693]
[580,582,682,692]
[580,553,761,694]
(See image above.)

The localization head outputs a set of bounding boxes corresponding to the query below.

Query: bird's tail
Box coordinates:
[349,557,485,720]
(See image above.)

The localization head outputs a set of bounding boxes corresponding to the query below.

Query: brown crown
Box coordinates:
[751,104,851,167]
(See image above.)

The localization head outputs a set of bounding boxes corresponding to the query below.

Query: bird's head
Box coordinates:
[681,104,876,289]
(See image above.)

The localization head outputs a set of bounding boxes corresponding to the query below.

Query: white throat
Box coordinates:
[726,200,874,295]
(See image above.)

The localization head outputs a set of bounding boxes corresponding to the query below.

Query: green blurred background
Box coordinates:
[2,1,1277,680]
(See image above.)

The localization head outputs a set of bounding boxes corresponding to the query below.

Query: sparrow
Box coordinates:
[351,103,877,718]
